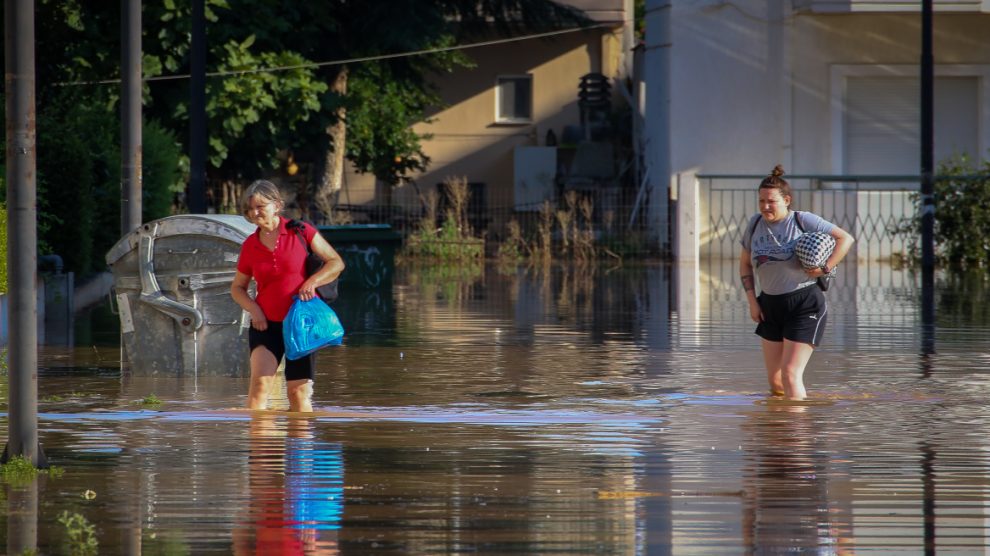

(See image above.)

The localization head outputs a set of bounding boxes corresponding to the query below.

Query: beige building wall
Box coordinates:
[790,13,990,174]
[340,26,627,231]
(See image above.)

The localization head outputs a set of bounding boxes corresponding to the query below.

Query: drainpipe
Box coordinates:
[3,0,47,468]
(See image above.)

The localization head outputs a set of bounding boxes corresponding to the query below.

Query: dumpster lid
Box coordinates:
[106,214,257,266]
[316,223,401,243]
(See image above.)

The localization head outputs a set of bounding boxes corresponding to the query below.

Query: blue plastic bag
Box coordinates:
[283,297,344,360]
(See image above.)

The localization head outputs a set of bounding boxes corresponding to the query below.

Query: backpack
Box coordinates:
[286,219,339,303]
[748,211,833,292]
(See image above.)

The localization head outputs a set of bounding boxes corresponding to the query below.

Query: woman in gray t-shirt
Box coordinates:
[738,166,855,399]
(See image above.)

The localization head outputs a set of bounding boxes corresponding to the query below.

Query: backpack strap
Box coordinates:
[746,214,761,248]
[746,211,806,247]
[286,219,313,254]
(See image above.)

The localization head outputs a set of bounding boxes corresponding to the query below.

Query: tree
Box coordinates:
[12,0,589,224]
[176,1,588,218]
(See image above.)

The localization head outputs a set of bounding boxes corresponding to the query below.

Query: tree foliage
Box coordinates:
[2,0,589,274]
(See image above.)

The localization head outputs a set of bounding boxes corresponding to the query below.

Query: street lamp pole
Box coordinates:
[920,0,935,345]
[4,0,46,467]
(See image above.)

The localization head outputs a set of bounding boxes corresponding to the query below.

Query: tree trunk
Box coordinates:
[316,65,349,223]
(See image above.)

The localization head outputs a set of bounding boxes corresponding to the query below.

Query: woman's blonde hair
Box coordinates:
[239,179,284,218]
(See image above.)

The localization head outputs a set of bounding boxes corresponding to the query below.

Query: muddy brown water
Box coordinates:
[3,263,990,554]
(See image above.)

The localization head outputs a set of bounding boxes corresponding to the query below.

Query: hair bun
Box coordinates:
[770,165,785,178]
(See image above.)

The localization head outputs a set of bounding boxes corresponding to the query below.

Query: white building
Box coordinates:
[643,0,990,261]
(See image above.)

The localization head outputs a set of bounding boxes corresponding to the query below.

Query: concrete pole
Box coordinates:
[121,0,143,235]
[3,0,46,467]
[644,0,672,255]
[188,0,208,214]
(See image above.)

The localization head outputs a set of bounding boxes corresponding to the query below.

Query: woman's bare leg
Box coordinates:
[286,379,314,413]
[761,339,785,395]
[779,339,815,400]
[247,347,279,409]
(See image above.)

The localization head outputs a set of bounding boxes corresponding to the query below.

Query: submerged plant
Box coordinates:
[58,511,98,556]
[139,394,163,406]
[1,455,39,486]
[0,455,65,487]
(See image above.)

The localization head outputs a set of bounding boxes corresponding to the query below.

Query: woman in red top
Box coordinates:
[231,180,345,412]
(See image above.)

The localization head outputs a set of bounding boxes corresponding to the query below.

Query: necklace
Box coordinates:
[763,213,789,246]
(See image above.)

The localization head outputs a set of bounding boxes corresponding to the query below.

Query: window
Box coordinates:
[496,75,533,123]
[831,65,990,181]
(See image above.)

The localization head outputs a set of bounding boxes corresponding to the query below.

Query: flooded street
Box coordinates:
[5,262,990,554]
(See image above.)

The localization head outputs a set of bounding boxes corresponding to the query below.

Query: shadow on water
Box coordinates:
[4,262,990,553]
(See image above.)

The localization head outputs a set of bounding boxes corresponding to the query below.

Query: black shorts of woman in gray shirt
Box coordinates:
[755,285,827,347]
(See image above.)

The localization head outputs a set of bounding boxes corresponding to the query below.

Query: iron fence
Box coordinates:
[698,174,922,263]
[333,195,657,257]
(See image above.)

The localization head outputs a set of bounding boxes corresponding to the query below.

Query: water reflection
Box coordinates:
[5,479,39,556]
[7,262,990,552]
[741,404,853,554]
[233,416,342,555]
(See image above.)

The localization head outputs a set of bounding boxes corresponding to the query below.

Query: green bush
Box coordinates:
[36,101,98,276]
[27,96,183,278]
[894,154,990,270]
[142,120,184,222]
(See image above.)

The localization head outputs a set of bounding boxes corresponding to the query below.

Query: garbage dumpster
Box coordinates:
[105,215,256,376]
[317,224,402,290]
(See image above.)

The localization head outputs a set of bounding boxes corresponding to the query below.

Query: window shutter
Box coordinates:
[844,76,977,176]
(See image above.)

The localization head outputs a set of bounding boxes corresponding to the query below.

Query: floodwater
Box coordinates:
[4,261,990,554]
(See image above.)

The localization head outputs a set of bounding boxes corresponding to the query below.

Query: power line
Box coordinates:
[56,24,604,87]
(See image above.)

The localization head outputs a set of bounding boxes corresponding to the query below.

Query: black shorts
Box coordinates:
[755,285,828,346]
[248,320,315,381]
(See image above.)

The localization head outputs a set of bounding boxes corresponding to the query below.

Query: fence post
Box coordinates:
[674,172,700,320]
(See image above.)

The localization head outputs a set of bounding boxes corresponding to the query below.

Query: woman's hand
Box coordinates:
[297,279,318,301]
[748,299,763,323]
[250,310,268,331]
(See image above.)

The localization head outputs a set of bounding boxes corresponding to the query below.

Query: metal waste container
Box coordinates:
[105,214,256,376]
[318,224,402,290]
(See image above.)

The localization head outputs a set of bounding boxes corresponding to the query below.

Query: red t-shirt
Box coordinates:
[236,218,317,322]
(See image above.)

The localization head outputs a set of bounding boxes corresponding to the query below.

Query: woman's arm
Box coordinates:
[297,233,346,301]
[809,225,855,277]
[230,270,267,330]
[740,247,762,323]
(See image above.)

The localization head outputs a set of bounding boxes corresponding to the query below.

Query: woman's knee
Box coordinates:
[287,379,313,397]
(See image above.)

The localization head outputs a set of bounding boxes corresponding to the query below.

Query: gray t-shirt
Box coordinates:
[740,211,835,295]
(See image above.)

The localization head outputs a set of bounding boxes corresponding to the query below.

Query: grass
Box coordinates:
[404,176,485,262]
[0,455,63,486]
[137,393,163,406]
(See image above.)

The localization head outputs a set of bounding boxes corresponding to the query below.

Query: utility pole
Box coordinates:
[920,0,935,349]
[121,0,143,234]
[4,0,46,468]
[188,0,208,214]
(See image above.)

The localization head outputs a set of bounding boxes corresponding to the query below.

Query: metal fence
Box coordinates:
[698,175,922,263]
[201,174,931,262]
[334,192,657,256]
